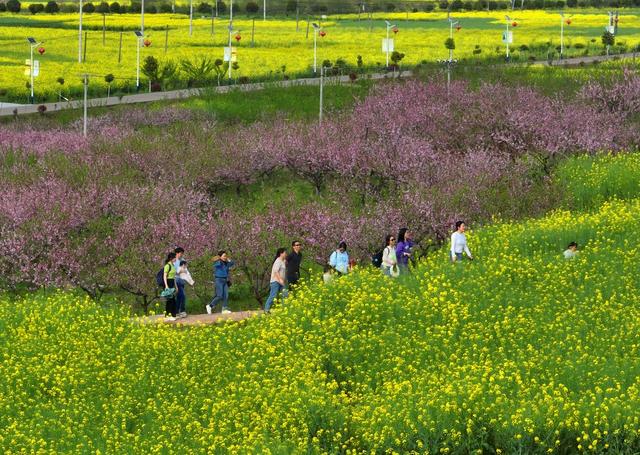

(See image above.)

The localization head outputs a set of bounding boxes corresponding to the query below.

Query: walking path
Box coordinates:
[1,51,636,118]
[138,310,262,326]
[0,71,411,117]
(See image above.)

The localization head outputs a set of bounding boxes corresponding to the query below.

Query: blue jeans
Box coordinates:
[209,277,229,310]
[450,252,464,261]
[264,281,286,312]
[175,278,186,313]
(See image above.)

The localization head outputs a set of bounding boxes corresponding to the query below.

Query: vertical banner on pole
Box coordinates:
[118,31,123,63]
[83,31,88,62]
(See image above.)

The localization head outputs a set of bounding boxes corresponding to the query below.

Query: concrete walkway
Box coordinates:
[138,310,262,327]
[0,71,411,117]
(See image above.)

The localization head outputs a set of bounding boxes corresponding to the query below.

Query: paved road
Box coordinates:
[1,52,636,118]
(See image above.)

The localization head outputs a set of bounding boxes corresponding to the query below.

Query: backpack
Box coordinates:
[155,268,165,288]
[371,250,383,268]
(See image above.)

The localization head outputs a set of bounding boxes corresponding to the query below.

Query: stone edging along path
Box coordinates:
[1,51,636,118]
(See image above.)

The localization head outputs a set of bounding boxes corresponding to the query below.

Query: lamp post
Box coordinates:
[134,30,143,90]
[189,0,193,36]
[559,12,572,59]
[141,0,145,35]
[384,20,396,68]
[438,58,457,98]
[504,15,516,60]
[82,73,88,138]
[319,65,330,123]
[263,0,266,20]
[227,23,234,80]
[312,22,320,74]
[27,37,41,103]
[447,17,459,61]
[78,0,83,63]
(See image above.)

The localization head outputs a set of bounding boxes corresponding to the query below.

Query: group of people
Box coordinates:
[158,220,578,320]
[160,247,195,322]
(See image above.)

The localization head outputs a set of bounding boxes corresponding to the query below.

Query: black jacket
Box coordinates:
[286,251,302,284]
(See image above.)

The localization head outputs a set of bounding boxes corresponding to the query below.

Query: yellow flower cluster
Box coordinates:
[0,9,636,98]
[2,196,640,452]
[557,153,640,211]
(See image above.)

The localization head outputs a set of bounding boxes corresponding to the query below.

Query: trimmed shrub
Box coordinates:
[82,2,95,12]
[197,2,210,13]
[245,1,259,12]
[60,3,77,11]
[6,0,21,13]
[109,1,120,12]
[96,1,109,12]
[286,0,297,12]
[44,1,59,12]
[28,3,44,13]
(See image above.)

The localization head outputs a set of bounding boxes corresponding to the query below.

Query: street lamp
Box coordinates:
[384,20,396,68]
[504,15,515,61]
[78,0,83,63]
[312,23,321,74]
[319,64,332,123]
[189,0,193,36]
[226,23,237,80]
[27,37,41,103]
[559,12,573,59]
[134,30,143,90]
[447,17,459,62]
[437,58,457,97]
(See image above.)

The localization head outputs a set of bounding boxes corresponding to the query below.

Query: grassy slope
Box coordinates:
[2,154,640,452]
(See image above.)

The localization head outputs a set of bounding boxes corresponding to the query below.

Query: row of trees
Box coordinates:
[2,0,636,15]
[2,75,640,309]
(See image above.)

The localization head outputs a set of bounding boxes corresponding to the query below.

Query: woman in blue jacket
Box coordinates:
[206,250,235,314]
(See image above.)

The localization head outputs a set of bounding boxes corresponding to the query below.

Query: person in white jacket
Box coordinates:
[451,221,473,262]
[381,235,399,277]
[177,260,195,286]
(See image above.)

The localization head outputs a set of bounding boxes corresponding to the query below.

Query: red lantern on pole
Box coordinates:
[392,26,399,34]
[512,21,518,27]
[319,30,326,37]
[455,24,461,31]
[235,33,241,42]
[143,39,151,47]
[565,19,572,25]
[37,47,45,55]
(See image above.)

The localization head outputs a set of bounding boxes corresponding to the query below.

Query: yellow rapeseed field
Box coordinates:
[0,9,638,100]
[2,190,640,452]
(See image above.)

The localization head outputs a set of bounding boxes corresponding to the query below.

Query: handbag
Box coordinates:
[160,287,176,298]
[390,264,400,278]
[226,279,232,288]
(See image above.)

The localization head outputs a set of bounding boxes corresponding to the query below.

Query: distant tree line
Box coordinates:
[0,0,636,15]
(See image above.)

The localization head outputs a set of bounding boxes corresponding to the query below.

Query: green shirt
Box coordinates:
[164,263,176,280]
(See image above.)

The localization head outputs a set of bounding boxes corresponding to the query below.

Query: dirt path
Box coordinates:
[138,310,263,327]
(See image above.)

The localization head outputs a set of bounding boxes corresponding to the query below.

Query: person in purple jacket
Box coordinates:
[395,227,414,274]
